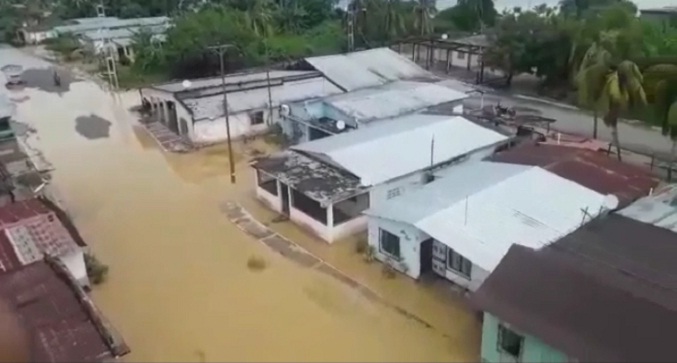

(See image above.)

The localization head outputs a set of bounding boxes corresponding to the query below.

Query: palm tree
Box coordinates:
[413,0,435,36]
[575,36,647,160]
[644,64,677,178]
[384,0,406,40]
[243,0,276,37]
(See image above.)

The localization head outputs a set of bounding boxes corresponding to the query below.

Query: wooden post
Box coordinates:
[446,49,451,74]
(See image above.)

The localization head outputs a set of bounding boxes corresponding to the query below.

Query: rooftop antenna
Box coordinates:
[430,135,435,168]
[464,195,469,226]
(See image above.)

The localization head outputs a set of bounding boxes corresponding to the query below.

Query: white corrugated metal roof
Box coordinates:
[53,16,169,35]
[182,76,343,120]
[365,161,531,223]
[153,70,315,93]
[414,167,612,272]
[305,48,438,91]
[291,114,509,186]
[323,81,467,123]
[618,184,677,232]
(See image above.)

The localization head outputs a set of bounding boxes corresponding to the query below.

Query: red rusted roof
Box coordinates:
[0,261,113,362]
[489,143,659,208]
[0,199,80,273]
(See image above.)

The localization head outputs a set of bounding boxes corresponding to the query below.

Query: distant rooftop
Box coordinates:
[322,81,467,124]
[291,114,509,186]
[305,47,439,91]
[0,259,129,362]
[641,6,677,14]
[488,143,658,208]
[81,23,169,41]
[53,16,169,35]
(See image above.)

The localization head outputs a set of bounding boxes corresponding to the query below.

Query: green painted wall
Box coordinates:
[481,313,570,363]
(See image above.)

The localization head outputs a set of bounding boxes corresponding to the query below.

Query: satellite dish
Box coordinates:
[279,104,290,116]
[336,120,346,131]
[602,194,619,211]
[440,33,448,40]
[181,79,192,89]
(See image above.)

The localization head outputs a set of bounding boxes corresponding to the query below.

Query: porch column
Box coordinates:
[446,49,451,73]
[327,203,334,228]
[151,97,159,121]
[161,100,169,125]
[467,49,472,70]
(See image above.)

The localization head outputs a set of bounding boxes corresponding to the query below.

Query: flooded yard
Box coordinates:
[0,46,479,362]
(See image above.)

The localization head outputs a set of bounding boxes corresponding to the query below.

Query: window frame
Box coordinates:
[250,110,265,125]
[378,228,401,259]
[446,247,472,278]
[497,324,524,359]
[457,51,466,60]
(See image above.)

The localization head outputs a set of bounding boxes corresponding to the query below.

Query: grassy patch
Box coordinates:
[114,65,168,90]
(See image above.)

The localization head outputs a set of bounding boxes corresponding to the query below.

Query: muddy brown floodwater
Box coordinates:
[1,48,480,362]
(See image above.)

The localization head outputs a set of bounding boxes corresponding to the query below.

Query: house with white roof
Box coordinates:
[364,161,619,290]
[139,70,343,144]
[278,48,473,144]
[281,81,467,144]
[251,114,511,243]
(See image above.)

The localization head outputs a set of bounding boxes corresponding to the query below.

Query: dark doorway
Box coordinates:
[420,238,434,274]
[167,101,179,134]
[280,182,290,215]
[309,127,331,141]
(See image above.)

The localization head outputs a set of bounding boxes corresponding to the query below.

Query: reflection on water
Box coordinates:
[2,48,479,362]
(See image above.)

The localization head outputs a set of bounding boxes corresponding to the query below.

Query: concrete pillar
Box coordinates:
[161,100,169,125]
[327,203,334,229]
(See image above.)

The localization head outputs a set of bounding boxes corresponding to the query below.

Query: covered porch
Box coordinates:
[251,150,370,243]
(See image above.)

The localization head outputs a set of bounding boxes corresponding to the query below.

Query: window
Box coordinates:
[498,324,524,358]
[379,229,400,258]
[447,248,471,277]
[457,52,466,60]
[386,187,401,200]
[250,111,264,125]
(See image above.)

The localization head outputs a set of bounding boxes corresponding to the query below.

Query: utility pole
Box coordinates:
[208,44,236,184]
[96,1,118,90]
[347,3,356,52]
[265,40,274,125]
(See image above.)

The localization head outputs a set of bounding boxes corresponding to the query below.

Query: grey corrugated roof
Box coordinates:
[322,81,467,123]
[53,16,169,35]
[305,47,438,91]
[152,70,314,94]
[81,24,168,41]
[365,161,530,224]
[618,184,677,231]
[181,75,343,120]
[291,114,509,186]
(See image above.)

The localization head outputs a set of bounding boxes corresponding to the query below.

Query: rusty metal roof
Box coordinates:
[488,143,659,208]
[0,261,115,362]
[0,199,80,273]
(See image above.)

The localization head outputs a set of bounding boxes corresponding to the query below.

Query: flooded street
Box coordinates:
[0,46,479,362]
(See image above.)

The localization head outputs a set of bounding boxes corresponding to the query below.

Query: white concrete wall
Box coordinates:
[58,249,90,289]
[433,240,490,291]
[23,30,56,44]
[332,214,368,241]
[367,217,428,279]
[139,88,195,140]
[193,107,277,144]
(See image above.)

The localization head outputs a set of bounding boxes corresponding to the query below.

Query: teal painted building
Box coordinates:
[480,313,571,363]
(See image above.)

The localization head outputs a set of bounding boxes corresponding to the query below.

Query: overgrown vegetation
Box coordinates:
[84,252,109,285]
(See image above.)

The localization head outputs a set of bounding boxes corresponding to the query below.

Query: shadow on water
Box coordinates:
[75,114,112,140]
[20,67,80,94]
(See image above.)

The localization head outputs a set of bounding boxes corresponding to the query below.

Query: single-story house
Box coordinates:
[472,213,677,362]
[0,199,90,288]
[281,80,467,144]
[79,24,168,61]
[139,70,343,144]
[0,258,129,361]
[251,113,511,243]
[364,161,618,288]
[489,143,659,208]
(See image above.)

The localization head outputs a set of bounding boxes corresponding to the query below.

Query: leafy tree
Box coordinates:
[412,0,435,35]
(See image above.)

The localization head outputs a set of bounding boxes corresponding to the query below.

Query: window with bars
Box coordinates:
[447,247,471,278]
